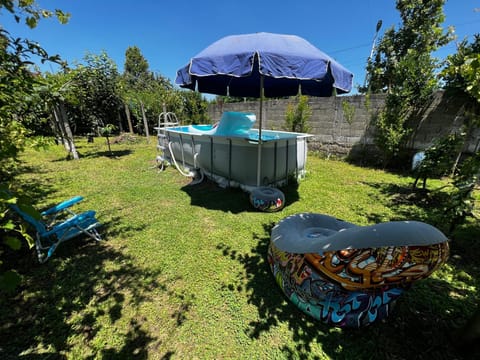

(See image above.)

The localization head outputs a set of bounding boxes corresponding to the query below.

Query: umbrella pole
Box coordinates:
[256,75,264,187]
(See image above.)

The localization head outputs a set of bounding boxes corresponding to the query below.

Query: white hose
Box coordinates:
[168,142,196,178]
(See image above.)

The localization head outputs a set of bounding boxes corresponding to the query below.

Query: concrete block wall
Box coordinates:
[207,91,478,156]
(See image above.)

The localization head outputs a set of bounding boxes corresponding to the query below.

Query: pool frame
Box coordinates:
[160,126,312,189]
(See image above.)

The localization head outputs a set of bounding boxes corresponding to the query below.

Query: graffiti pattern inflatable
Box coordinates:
[250,187,285,212]
[268,213,449,328]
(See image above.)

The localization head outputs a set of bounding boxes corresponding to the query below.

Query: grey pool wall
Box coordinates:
[164,127,311,189]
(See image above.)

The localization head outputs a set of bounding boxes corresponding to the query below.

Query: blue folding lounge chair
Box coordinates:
[9,195,102,263]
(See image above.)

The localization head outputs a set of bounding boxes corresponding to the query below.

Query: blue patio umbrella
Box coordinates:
[176,32,353,186]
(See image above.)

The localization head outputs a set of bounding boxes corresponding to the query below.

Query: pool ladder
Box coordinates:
[155,112,179,170]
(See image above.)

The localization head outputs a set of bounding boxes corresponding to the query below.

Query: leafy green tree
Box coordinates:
[441,35,480,144]
[178,90,208,124]
[441,35,480,176]
[0,29,32,178]
[363,0,453,165]
[99,123,117,155]
[121,45,209,131]
[440,35,480,232]
[32,71,81,159]
[70,51,123,133]
[445,151,479,231]
[365,0,452,93]
[442,35,480,99]
[121,46,190,132]
[0,0,69,174]
[124,45,151,88]
[0,0,69,28]
[0,0,69,291]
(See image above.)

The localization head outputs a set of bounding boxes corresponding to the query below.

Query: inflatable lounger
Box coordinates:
[268,213,449,328]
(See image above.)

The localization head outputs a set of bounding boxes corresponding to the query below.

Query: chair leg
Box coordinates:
[36,246,48,264]
[35,234,51,264]
[75,224,102,242]
[46,242,59,260]
[35,224,102,263]
[90,228,102,242]
[36,232,76,263]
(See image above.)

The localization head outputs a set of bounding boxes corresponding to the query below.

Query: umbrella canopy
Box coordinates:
[175,32,353,97]
[175,32,353,186]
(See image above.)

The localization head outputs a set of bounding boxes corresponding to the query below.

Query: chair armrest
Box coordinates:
[41,196,84,216]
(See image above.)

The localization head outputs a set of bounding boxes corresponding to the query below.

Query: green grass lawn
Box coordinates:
[1,137,479,359]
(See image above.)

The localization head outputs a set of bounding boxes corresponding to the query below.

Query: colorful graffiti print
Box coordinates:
[249,188,285,212]
[251,196,283,211]
[268,243,408,328]
[305,242,449,291]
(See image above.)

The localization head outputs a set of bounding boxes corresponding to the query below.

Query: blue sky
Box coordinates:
[1,0,479,94]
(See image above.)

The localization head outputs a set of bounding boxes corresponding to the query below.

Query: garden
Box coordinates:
[0,138,478,359]
[1,1,479,358]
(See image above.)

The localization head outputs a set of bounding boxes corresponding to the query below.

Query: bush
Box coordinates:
[285,95,312,133]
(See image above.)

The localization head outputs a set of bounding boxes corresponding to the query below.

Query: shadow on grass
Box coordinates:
[1,242,155,359]
[217,221,480,360]
[181,178,300,213]
[360,181,480,239]
[83,149,134,159]
[360,181,480,278]
[1,206,190,359]
[49,149,134,161]
[359,181,456,231]
[9,163,53,186]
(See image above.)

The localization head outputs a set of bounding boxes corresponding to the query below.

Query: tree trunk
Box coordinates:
[117,109,124,133]
[106,135,112,155]
[124,103,134,134]
[49,113,63,144]
[53,102,79,160]
[140,101,150,143]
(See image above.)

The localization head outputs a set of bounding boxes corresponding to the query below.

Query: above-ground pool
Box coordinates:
[157,112,312,189]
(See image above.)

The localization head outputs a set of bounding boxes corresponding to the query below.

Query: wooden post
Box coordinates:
[141,101,150,143]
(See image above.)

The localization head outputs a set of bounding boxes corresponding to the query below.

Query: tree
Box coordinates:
[440,35,480,231]
[365,0,452,94]
[70,51,123,133]
[363,0,453,165]
[442,35,480,98]
[178,90,208,124]
[120,46,189,133]
[410,34,480,350]
[412,133,465,189]
[0,0,69,28]
[0,0,69,291]
[124,46,151,87]
[0,0,69,174]
[99,123,117,155]
[122,45,209,132]
[35,71,80,159]
[441,34,480,174]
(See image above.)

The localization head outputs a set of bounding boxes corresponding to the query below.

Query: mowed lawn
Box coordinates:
[1,137,479,359]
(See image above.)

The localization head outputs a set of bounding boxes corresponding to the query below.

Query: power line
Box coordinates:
[327,16,479,60]
[328,42,372,55]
